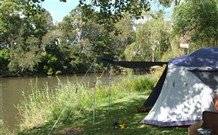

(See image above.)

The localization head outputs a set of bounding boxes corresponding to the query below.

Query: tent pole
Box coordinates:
[109,64,112,112]
[93,59,96,126]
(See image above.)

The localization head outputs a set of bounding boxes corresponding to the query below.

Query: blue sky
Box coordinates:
[41,0,80,22]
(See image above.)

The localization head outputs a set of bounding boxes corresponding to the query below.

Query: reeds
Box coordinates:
[17,75,155,133]
[0,120,11,135]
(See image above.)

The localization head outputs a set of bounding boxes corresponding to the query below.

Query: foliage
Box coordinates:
[0,1,137,76]
[173,0,218,46]
[31,0,150,35]
[32,0,150,22]
[39,29,65,75]
[81,0,150,19]
[78,0,150,34]
[0,48,9,73]
[125,76,156,92]
[158,0,182,7]
[0,0,217,76]
[8,35,42,73]
[60,7,107,72]
[125,11,171,62]
[59,7,134,71]
[0,0,50,75]
[111,13,135,60]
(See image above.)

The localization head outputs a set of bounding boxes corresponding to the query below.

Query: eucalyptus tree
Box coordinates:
[79,10,135,63]
[59,7,94,72]
[59,6,134,72]
[173,0,218,48]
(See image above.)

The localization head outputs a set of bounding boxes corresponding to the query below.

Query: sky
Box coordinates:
[41,0,80,22]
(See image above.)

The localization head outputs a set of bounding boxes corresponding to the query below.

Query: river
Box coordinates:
[0,73,117,131]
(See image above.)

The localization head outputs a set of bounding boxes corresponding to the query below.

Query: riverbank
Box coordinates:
[2,75,187,135]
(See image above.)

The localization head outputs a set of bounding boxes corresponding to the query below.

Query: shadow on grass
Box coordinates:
[18,92,188,135]
[78,96,187,135]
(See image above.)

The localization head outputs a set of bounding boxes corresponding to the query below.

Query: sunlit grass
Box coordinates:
[0,120,12,135]
[16,75,188,135]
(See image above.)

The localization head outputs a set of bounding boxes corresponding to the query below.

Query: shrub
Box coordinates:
[123,76,156,92]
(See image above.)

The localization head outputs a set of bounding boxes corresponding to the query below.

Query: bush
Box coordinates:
[124,76,156,92]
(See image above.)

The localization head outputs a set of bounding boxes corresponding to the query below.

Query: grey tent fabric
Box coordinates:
[141,47,218,127]
[141,64,216,127]
[143,65,168,108]
[191,71,218,90]
[169,47,218,69]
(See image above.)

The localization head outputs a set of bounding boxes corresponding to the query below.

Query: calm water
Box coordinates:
[0,73,116,131]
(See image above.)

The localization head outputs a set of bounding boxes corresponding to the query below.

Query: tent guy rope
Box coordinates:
[47,59,111,134]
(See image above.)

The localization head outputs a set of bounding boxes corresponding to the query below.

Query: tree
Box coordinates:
[0,0,52,74]
[39,28,66,75]
[8,34,42,73]
[158,0,182,7]
[173,0,218,47]
[31,0,151,34]
[0,48,9,74]
[32,0,150,20]
[57,6,136,73]
[79,0,150,23]
[59,7,94,73]
[125,11,171,61]
[0,0,23,58]
[111,13,134,60]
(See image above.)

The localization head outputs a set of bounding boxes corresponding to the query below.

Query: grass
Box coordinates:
[0,120,12,135]
[11,75,188,135]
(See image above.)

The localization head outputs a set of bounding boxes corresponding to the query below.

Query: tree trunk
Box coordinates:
[8,34,15,59]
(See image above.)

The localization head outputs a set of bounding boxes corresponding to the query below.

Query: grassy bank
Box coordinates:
[0,120,12,135]
[9,75,187,134]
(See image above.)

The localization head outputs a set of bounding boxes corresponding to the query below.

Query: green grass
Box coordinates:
[0,120,12,135]
[14,76,188,135]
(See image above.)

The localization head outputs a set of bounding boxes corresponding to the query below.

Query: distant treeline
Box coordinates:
[0,0,217,77]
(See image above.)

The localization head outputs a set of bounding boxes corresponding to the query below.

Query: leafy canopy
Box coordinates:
[173,0,218,44]
[31,0,150,22]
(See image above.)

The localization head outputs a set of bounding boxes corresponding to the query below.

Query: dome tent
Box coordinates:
[101,47,218,127]
[141,47,218,127]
